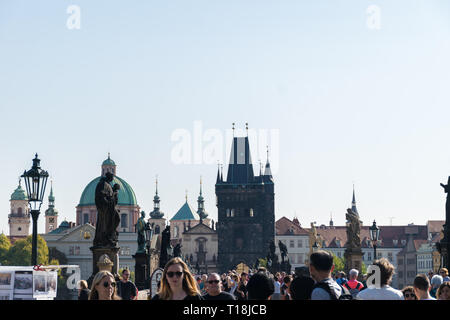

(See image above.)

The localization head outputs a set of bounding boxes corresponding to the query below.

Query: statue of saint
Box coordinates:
[93,172,121,247]
[441,177,450,225]
[345,208,362,249]
[159,225,172,268]
[278,240,288,263]
[173,243,182,258]
[136,211,146,253]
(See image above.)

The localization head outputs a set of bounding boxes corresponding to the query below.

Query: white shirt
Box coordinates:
[273,280,281,294]
[356,285,404,300]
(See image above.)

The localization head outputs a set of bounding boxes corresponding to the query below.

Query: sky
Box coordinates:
[1,0,450,235]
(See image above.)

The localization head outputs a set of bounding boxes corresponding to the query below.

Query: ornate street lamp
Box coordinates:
[21,154,49,266]
[369,220,380,262]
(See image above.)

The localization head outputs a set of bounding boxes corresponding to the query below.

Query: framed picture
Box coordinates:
[13,294,33,300]
[0,290,13,300]
[46,271,58,298]
[0,272,14,290]
[33,271,47,297]
[13,271,33,295]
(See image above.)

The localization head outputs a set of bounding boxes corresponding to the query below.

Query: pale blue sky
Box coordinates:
[1,1,450,235]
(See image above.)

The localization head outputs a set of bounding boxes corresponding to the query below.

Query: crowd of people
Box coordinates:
[77,251,450,301]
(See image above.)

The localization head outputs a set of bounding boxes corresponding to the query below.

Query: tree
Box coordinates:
[331,253,345,273]
[7,235,49,266]
[0,233,11,265]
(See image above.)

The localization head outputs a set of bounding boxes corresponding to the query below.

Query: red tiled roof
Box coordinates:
[303,224,429,248]
[276,217,310,236]
[413,239,429,251]
[427,221,445,234]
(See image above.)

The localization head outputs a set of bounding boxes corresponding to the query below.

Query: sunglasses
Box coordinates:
[404,293,415,298]
[208,280,220,284]
[167,271,183,278]
[103,281,116,288]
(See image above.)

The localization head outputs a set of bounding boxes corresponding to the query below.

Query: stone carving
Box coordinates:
[345,208,362,249]
[136,211,147,253]
[173,243,182,258]
[93,172,120,248]
[279,240,288,263]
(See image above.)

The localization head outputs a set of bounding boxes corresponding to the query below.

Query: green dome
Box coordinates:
[11,185,28,201]
[78,176,137,207]
[102,154,116,166]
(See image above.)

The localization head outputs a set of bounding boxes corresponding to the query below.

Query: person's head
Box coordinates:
[275,272,281,281]
[121,268,130,282]
[201,274,208,282]
[413,274,431,298]
[231,273,240,283]
[158,257,199,300]
[283,276,292,287]
[349,269,359,281]
[431,275,443,289]
[78,280,88,290]
[373,258,395,286]
[401,286,417,300]
[88,271,120,300]
[247,272,275,300]
[105,172,114,182]
[258,267,267,273]
[206,273,222,296]
[437,282,450,300]
[140,211,145,218]
[440,268,449,278]
[309,250,334,281]
[340,271,346,279]
[289,276,315,300]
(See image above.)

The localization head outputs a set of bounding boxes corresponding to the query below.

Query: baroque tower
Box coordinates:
[8,182,30,239]
[45,182,58,233]
[216,125,275,272]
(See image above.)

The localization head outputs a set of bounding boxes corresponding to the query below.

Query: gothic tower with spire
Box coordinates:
[148,177,166,235]
[216,125,275,272]
[45,182,59,233]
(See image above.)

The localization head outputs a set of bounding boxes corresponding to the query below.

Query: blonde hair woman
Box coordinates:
[88,271,121,300]
[151,257,202,300]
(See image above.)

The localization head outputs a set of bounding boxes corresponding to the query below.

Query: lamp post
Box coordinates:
[369,220,380,262]
[21,154,49,266]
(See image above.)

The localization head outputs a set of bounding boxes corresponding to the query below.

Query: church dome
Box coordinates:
[102,154,116,166]
[10,184,28,201]
[78,176,137,207]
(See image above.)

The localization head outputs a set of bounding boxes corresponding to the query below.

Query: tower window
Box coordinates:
[18,227,22,231]
[249,208,254,217]
[83,214,89,225]
[231,209,235,217]
[121,214,128,228]
[17,207,22,215]
[226,209,230,217]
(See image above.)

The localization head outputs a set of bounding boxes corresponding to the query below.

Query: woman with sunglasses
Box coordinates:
[151,257,203,300]
[401,286,417,301]
[88,271,121,300]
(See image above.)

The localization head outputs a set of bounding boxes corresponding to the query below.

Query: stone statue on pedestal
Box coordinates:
[93,172,121,248]
[136,211,147,253]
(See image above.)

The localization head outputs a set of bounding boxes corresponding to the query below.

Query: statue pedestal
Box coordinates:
[133,251,150,290]
[89,246,120,284]
[344,248,363,275]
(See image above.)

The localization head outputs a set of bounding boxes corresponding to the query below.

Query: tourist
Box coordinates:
[227,273,239,296]
[77,280,90,300]
[413,274,436,300]
[151,257,203,300]
[88,271,121,300]
[117,268,138,300]
[271,273,282,300]
[401,286,417,300]
[356,258,403,300]
[234,272,248,300]
[247,272,275,300]
[202,273,236,300]
[436,282,450,300]
[343,269,364,298]
[289,275,315,300]
[280,275,292,300]
[336,271,347,286]
[309,250,343,300]
[440,268,450,282]
[430,275,443,299]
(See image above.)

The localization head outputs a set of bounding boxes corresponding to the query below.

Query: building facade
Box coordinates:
[275,217,310,268]
[8,183,30,242]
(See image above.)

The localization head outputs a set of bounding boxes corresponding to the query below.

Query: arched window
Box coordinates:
[17,207,22,215]
[155,225,160,234]
[121,214,128,228]
[174,226,179,238]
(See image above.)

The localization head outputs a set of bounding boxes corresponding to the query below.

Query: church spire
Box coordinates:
[197,176,207,222]
[351,184,358,215]
[216,162,221,184]
[150,176,164,219]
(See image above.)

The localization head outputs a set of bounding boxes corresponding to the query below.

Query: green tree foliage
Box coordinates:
[331,253,345,272]
[0,233,11,265]
[258,258,268,268]
[49,247,68,265]
[7,235,49,266]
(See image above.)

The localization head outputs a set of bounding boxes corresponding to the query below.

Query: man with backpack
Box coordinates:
[343,269,364,298]
[309,250,352,300]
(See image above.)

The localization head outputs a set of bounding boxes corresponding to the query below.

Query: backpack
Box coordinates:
[343,282,362,299]
[313,281,353,300]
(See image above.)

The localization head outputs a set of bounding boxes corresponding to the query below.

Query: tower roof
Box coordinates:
[225,136,255,184]
[78,176,137,206]
[170,201,200,221]
[351,185,358,214]
[102,153,116,166]
[10,184,28,201]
